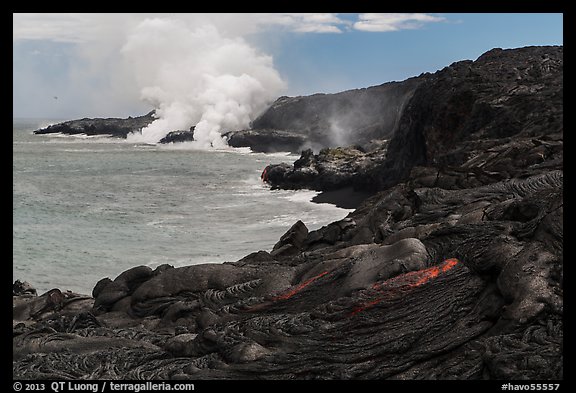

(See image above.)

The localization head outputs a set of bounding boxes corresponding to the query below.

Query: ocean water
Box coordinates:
[13,118,352,295]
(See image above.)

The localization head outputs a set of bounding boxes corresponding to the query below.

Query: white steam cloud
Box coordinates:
[122,18,286,147]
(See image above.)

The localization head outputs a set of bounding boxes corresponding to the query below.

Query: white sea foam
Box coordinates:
[279,190,320,203]
[262,151,300,159]
[38,132,115,139]
[35,133,121,144]
[156,141,253,155]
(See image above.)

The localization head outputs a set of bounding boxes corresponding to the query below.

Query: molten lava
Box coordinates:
[272,271,329,301]
[351,258,460,316]
[261,167,269,182]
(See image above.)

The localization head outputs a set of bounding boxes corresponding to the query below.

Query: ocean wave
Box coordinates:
[34,133,120,143]
[36,132,115,139]
[277,190,320,203]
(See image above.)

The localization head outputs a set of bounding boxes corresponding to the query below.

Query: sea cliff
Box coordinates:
[16,46,563,380]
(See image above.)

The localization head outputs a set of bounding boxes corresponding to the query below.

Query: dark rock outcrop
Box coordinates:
[270,220,309,257]
[264,145,386,192]
[251,77,422,150]
[13,169,563,379]
[265,46,563,195]
[14,46,562,380]
[158,129,195,144]
[34,111,156,138]
[369,45,563,192]
[32,71,421,151]
[223,129,307,153]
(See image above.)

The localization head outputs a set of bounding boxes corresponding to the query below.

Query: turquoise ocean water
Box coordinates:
[13,119,351,294]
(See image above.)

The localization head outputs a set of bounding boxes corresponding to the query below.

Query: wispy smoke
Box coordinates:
[122,18,286,146]
[327,117,350,147]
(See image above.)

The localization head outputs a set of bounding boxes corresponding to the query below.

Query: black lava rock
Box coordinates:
[15,46,563,380]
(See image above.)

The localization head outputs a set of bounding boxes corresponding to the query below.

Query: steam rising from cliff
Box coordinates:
[123,18,285,146]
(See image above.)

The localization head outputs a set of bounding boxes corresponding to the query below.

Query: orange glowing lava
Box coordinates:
[272,271,329,301]
[351,258,460,316]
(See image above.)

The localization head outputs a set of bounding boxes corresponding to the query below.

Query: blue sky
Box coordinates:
[13,13,563,120]
[266,13,563,94]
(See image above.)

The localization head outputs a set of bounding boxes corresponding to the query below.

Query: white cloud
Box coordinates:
[353,13,446,32]
[12,13,450,119]
[13,13,351,42]
[13,13,448,42]
[293,24,343,34]
[220,13,349,34]
[276,13,348,33]
[13,13,136,42]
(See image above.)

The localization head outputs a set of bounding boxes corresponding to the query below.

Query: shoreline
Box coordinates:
[311,186,372,209]
[13,46,563,380]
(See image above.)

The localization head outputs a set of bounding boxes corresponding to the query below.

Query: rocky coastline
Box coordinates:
[15,46,563,380]
[33,111,157,138]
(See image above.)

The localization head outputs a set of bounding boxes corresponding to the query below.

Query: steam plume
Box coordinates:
[122,18,285,146]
